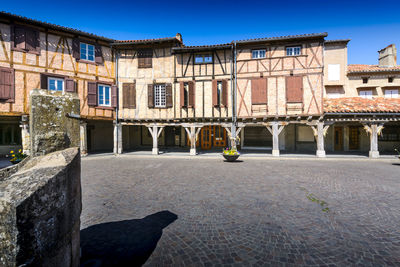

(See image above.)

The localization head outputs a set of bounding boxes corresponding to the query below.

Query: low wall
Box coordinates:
[0,147,81,267]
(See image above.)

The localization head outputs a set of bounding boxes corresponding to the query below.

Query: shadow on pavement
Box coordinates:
[80,210,178,267]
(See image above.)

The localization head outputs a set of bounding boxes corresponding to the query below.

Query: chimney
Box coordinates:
[378,44,397,67]
[175,33,183,43]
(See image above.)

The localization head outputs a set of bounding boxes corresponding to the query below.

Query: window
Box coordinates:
[388,77,394,83]
[362,77,369,84]
[98,84,111,106]
[154,84,166,107]
[48,77,64,92]
[195,54,212,64]
[12,25,40,53]
[385,89,398,98]
[286,46,301,56]
[328,64,340,81]
[80,43,95,61]
[138,49,152,68]
[359,90,372,99]
[0,124,21,145]
[379,127,400,141]
[183,82,189,107]
[217,81,223,106]
[252,49,266,59]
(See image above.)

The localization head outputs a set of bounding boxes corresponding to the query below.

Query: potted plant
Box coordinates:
[222,147,240,162]
[9,149,27,165]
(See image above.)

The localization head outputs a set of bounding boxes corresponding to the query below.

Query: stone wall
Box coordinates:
[30,89,80,156]
[0,147,81,267]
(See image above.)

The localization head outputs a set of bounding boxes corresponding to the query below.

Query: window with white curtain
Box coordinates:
[154,84,166,107]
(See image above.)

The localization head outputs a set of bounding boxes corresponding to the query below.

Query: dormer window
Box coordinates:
[388,77,394,83]
[362,77,369,84]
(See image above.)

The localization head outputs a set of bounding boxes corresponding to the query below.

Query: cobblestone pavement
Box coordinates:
[81,156,400,266]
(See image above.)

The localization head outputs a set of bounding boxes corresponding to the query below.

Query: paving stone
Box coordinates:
[81,156,400,266]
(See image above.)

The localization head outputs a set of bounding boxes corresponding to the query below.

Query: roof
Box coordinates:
[0,11,114,42]
[172,43,232,53]
[348,64,400,74]
[325,39,351,44]
[324,97,400,113]
[235,32,328,44]
[111,35,183,46]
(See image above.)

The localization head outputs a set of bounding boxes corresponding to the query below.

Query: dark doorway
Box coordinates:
[349,126,360,150]
[164,126,179,147]
[334,127,343,151]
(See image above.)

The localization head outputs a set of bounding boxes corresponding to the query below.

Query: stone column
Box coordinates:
[369,124,380,158]
[316,122,327,158]
[80,122,88,156]
[20,115,30,155]
[113,122,123,154]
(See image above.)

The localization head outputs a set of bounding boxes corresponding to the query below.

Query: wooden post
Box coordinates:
[20,115,30,156]
[364,123,382,158]
[314,122,328,158]
[147,125,164,155]
[113,122,123,154]
[80,122,87,156]
[266,122,285,157]
[184,126,201,155]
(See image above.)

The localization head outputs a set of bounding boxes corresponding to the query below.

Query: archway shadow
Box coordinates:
[80,210,178,267]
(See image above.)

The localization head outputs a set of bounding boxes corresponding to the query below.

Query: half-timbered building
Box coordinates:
[0,12,116,156]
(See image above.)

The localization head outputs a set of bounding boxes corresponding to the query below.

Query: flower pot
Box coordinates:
[10,159,21,165]
[222,154,240,162]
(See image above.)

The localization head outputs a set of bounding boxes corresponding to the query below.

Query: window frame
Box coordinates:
[252,49,266,59]
[97,84,111,107]
[286,46,301,56]
[80,42,95,62]
[359,90,373,99]
[384,89,398,98]
[195,54,213,64]
[362,77,369,84]
[154,84,166,108]
[47,77,64,92]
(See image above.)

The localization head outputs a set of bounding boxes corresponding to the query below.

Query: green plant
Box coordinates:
[223,147,240,156]
[10,149,27,162]
[395,148,400,156]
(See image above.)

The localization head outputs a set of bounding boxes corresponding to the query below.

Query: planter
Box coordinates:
[222,154,240,162]
[10,159,22,165]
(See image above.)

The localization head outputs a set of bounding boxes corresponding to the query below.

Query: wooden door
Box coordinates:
[334,127,343,151]
[213,126,227,147]
[201,126,212,150]
[349,126,359,150]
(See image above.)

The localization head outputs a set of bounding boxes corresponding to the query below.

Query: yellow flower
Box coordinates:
[19,149,22,153]
[12,154,15,157]
[10,150,14,154]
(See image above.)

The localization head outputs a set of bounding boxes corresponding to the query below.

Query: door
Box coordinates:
[213,126,227,147]
[164,127,175,146]
[349,126,359,150]
[201,126,212,150]
[334,127,343,151]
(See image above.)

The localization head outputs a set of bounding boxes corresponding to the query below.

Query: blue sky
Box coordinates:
[3,0,400,64]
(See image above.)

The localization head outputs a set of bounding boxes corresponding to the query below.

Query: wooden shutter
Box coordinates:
[35,30,41,53]
[188,81,195,108]
[148,84,154,108]
[65,78,76,93]
[123,83,130,108]
[72,38,80,60]
[180,81,185,108]
[25,28,36,51]
[130,83,136,109]
[251,78,268,105]
[111,85,118,108]
[286,76,303,103]
[87,81,97,106]
[15,27,25,50]
[138,50,152,68]
[95,44,103,64]
[221,80,228,107]
[40,73,49,89]
[0,68,14,102]
[212,80,218,106]
[166,83,173,108]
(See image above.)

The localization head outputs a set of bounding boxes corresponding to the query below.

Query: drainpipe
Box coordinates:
[230,41,238,149]
[113,46,120,154]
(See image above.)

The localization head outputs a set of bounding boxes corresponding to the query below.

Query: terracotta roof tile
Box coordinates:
[324,97,400,113]
[348,64,400,73]
[113,37,180,44]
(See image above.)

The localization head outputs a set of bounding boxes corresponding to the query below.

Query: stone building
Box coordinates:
[0,11,399,158]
